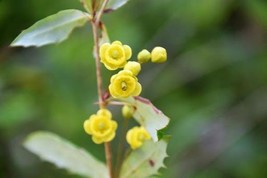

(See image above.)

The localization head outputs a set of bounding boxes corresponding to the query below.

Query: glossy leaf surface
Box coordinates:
[24,131,108,178]
[11,9,90,47]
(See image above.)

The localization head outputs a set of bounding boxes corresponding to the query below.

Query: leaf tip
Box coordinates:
[10,40,20,47]
[161,135,171,143]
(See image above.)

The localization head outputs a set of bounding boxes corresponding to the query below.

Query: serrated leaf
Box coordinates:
[105,0,130,12]
[11,9,90,47]
[122,96,170,141]
[24,131,108,178]
[119,136,169,178]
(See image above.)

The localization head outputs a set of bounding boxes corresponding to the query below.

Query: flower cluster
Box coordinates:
[100,40,167,99]
[84,41,167,149]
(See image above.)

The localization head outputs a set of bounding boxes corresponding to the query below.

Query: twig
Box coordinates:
[90,0,113,177]
[115,118,129,178]
[105,142,113,178]
[91,23,105,109]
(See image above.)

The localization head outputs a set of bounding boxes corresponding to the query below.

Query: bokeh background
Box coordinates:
[1,0,267,177]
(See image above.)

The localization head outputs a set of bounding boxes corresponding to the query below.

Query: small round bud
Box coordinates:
[137,49,151,63]
[122,105,134,119]
[151,46,167,63]
[124,61,141,76]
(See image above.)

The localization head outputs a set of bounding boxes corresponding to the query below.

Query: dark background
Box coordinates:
[1,0,267,177]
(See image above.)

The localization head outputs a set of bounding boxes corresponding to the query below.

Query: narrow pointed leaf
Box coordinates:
[11,9,90,47]
[84,0,91,7]
[122,96,170,141]
[99,24,110,45]
[119,136,169,178]
[81,0,92,13]
[24,131,108,178]
[105,0,130,12]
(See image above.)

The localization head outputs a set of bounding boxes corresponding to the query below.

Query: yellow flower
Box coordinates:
[109,70,142,98]
[84,109,117,144]
[124,61,141,76]
[126,126,151,149]
[151,46,167,63]
[100,41,132,70]
[122,105,135,119]
[137,49,151,63]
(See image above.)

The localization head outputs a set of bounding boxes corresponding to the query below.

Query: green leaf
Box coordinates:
[11,9,90,47]
[119,136,169,178]
[105,0,130,12]
[81,0,92,13]
[81,0,105,13]
[99,23,110,45]
[24,131,108,178]
[123,97,170,141]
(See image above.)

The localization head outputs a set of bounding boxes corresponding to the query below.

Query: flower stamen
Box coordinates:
[98,122,106,130]
[121,81,127,91]
[112,50,119,58]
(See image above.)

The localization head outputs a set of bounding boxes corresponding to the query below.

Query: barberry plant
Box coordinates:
[11,0,170,178]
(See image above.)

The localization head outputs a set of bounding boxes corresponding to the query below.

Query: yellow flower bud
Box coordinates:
[99,41,132,70]
[151,46,167,63]
[109,70,142,98]
[126,126,151,149]
[124,61,141,76]
[122,105,135,119]
[83,109,117,144]
[137,49,151,63]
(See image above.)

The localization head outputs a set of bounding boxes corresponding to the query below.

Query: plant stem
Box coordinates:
[95,0,110,25]
[105,142,113,177]
[91,0,110,109]
[91,23,105,109]
[91,21,113,178]
[115,118,129,178]
[91,0,113,177]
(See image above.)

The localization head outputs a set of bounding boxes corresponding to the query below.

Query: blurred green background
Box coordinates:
[1,0,267,177]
